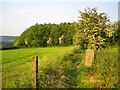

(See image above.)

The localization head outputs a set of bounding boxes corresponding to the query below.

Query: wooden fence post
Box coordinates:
[31,56,38,88]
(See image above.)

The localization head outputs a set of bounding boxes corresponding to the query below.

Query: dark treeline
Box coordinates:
[14,22,76,47]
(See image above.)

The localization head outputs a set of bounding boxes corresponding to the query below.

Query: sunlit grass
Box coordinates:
[1,46,74,88]
[1,46,119,88]
[77,47,119,88]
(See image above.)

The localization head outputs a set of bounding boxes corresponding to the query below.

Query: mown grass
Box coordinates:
[1,46,74,88]
[1,46,119,88]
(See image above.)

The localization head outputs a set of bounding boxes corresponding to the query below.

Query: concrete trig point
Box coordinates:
[59,35,64,44]
[85,49,94,67]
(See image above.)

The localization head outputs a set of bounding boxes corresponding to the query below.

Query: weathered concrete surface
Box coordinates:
[85,49,94,67]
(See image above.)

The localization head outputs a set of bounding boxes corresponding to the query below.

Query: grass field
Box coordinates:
[1,46,119,88]
[77,46,119,88]
[1,46,75,88]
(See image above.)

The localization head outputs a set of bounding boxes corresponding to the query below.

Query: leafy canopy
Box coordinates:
[74,7,111,50]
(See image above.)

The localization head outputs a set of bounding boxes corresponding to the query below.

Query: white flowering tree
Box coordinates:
[74,7,110,50]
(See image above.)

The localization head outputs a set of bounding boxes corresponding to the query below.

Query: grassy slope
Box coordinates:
[1,46,119,88]
[77,46,119,88]
[43,46,119,88]
[93,47,119,88]
[1,46,74,88]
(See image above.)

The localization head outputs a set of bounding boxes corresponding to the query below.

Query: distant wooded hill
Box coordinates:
[14,22,76,47]
[0,36,18,47]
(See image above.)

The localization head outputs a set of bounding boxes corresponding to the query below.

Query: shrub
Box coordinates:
[1,46,19,50]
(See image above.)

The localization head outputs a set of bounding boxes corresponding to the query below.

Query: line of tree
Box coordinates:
[14,22,76,47]
[14,7,119,49]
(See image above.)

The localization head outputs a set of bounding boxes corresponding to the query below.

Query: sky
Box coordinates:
[0,0,119,36]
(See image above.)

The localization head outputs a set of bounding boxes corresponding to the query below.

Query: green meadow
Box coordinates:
[1,46,119,88]
[1,46,74,88]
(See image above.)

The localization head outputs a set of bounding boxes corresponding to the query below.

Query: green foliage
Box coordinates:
[74,7,111,50]
[14,8,118,48]
[1,46,19,50]
[93,47,119,88]
[14,22,75,47]
[106,21,119,45]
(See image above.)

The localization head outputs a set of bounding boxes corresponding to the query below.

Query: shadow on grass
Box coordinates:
[37,47,85,88]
